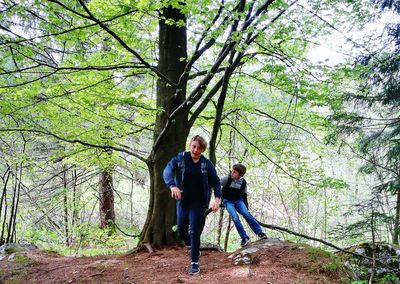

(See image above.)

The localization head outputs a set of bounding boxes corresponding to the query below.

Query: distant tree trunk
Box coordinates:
[140,4,188,246]
[220,129,237,249]
[393,188,400,244]
[5,172,14,244]
[324,187,327,240]
[72,168,78,228]
[224,216,232,252]
[63,165,70,246]
[217,209,225,246]
[6,164,22,244]
[0,167,10,245]
[99,168,115,230]
[209,48,239,164]
[209,77,229,245]
[369,209,377,284]
[130,172,135,225]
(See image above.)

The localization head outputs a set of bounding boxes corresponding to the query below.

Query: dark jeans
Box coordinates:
[223,198,263,240]
[176,201,206,263]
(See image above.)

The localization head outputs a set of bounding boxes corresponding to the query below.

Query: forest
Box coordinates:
[0,0,399,283]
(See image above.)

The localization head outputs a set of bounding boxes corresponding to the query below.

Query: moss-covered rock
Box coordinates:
[0,244,37,284]
[341,242,400,281]
[0,243,38,260]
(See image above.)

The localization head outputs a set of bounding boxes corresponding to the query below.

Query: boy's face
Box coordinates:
[230,169,241,180]
[189,140,204,160]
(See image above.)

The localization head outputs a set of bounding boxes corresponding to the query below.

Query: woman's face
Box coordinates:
[189,140,204,160]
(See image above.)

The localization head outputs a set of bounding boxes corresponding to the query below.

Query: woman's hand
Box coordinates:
[170,186,182,200]
[211,197,221,212]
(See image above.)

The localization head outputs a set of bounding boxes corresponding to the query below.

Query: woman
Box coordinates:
[163,135,221,275]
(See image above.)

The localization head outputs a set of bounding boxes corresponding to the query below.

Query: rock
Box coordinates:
[200,243,224,252]
[341,242,400,277]
[7,252,16,261]
[240,246,260,255]
[258,238,283,247]
[229,245,261,265]
[228,238,284,264]
[0,243,37,261]
[232,253,257,265]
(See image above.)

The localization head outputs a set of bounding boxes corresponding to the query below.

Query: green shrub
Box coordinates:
[23,222,137,256]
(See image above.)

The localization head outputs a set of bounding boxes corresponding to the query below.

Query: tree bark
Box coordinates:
[393,188,400,244]
[224,216,232,252]
[99,168,115,230]
[6,164,21,244]
[0,168,10,245]
[63,165,70,246]
[72,168,78,228]
[369,210,376,284]
[140,3,189,246]
[217,209,224,246]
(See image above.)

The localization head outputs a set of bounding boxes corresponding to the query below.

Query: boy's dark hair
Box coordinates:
[232,163,246,176]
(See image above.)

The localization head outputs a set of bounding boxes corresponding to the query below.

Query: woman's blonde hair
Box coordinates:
[190,135,208,151]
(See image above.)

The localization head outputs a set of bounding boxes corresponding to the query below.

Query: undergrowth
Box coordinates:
[22,223,138,256]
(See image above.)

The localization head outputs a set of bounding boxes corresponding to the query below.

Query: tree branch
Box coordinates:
[223,122,318,185]
[254,108,319,140]
[73,0,175,88]
[256,220,399,274]
[0,128,148,163]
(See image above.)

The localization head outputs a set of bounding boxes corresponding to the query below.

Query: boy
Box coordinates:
[221,163,267,247]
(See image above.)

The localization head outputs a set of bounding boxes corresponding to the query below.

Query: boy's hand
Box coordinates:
[211,198,221,212]
[170,186,182,200]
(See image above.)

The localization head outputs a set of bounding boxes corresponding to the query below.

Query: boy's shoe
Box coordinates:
[240,237,250,247]
[189,262,200,275]
[258,232,267,239]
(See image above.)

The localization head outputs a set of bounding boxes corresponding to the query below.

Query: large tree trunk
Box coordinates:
[140,4,188,246]
[99,168,115,230]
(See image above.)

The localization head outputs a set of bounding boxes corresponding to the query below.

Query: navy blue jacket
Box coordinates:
[163,151,221,205]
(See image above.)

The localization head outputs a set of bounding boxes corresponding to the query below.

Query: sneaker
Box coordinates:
[240,237,250,247]
[189,262,200,275]
[258,232,267,239]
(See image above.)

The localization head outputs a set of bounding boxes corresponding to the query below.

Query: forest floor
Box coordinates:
[0,238,351,284]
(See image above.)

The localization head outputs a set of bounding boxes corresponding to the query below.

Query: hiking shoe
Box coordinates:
[189,262,200,275]
[240,237,250,247]
[258,232,267,239]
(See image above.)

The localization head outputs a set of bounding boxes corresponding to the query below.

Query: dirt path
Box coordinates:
[0,239,348,283]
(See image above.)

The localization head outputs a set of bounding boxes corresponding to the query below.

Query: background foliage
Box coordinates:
[1,1,399,282]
